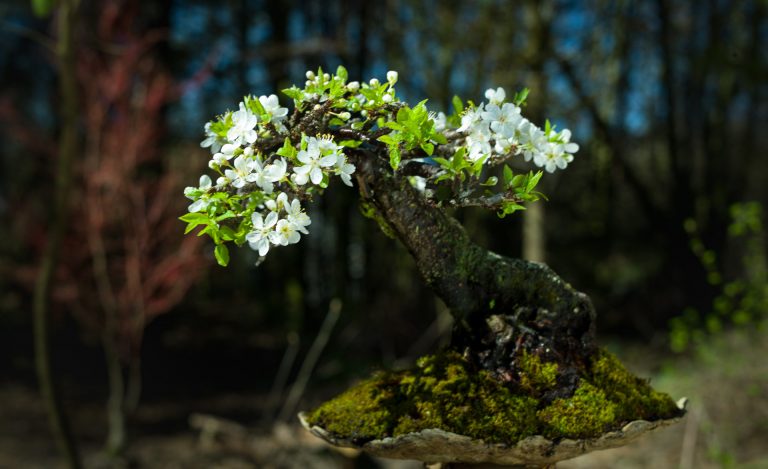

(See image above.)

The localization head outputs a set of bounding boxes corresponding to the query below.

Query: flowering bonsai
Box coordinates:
[182,67,684,465]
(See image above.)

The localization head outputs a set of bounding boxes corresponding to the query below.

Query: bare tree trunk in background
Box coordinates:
[32,1,82,467]
[523,204,545,262]
[522,0,552,264]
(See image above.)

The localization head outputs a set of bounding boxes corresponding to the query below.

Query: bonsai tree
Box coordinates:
[182,67,684,466]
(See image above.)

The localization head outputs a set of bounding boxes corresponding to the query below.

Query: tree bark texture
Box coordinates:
[350,149,596,379]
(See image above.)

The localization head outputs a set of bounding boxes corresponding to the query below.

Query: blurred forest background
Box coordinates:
[0,0,766,468]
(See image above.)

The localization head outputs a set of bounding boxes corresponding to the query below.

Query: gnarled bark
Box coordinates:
[350,148,596,380]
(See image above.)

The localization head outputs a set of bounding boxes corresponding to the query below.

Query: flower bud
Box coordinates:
[323,73,330,81]
[340,112,351,120]
[382,93,393,103]
[387,70,398,84]
[369,78,380,87]
[306,70,316,80]
[347,81,360,92]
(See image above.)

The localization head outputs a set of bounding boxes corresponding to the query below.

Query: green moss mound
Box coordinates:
[306,348,681,444]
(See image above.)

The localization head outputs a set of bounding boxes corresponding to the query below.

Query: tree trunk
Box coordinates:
[350,149,596,380]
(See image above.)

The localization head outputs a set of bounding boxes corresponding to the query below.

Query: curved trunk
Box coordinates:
[351,149,596,380]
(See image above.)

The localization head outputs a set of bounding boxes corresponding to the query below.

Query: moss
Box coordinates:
[538,382,617,439]
[306,371,401,443]
[306,348,681,445]
[588,349,680,423]
[517,352,559,395]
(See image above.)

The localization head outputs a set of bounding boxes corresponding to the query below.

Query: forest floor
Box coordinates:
[1,328,766,469]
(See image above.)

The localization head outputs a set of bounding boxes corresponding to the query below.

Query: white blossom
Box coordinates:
[246,211,278,256]
[211,143,238,166]
[387,70,398,84]
[335,154,356,187]
[293,137,338,185]
[265,192,289,213]
[225,155,255,188]
[484,87,506,106]
[259,94,288,122]
[482,103,523,139]
[200,122,223,154]
[227,103,259,145]
[430,112,447,132]
[250,157,287,194]
[458,105,487,134]
[185,175,212,212]
[533,141,574,173]
[557,128,580,154]
[272,219,301,246]
[285,199,311,234]
[518,119,546,162]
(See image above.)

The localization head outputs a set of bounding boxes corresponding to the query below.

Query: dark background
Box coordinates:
[0,0,766,467]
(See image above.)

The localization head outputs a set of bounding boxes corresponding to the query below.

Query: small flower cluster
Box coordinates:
[456,87,579,173]
[245,192,311,256]
[292,135,354,187]
[185,82,359,263]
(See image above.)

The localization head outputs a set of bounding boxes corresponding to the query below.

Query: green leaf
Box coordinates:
[276,137,297,158]
[214,244,230,267]
[503,165,514,185]
[452,95,464,114]
[219,226,236,241]
[216,210,237,221]
[180,212,209,223]
[470,155,487,174]
[248,95,267,115]
[432,157,451,168]
[377,134,400,146]
[432,132,448,145]
[396,106,411,124]
[513,88,530,106]
[389,147,401,170]
[384,121,406,132]
[526,171,543,192]
[511,174,525,189]
[481,176,498,186]
[184,223,201,235]
[420,142,434,155]
[338,139,363,148]
[335,65,348,81]
[498,202,526,218]
[452,148,469,171]
[282,86,304,100]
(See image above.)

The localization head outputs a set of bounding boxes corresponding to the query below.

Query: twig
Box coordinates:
[277,299,342,422]
[32,1,83,468]
[262,331,301,423]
